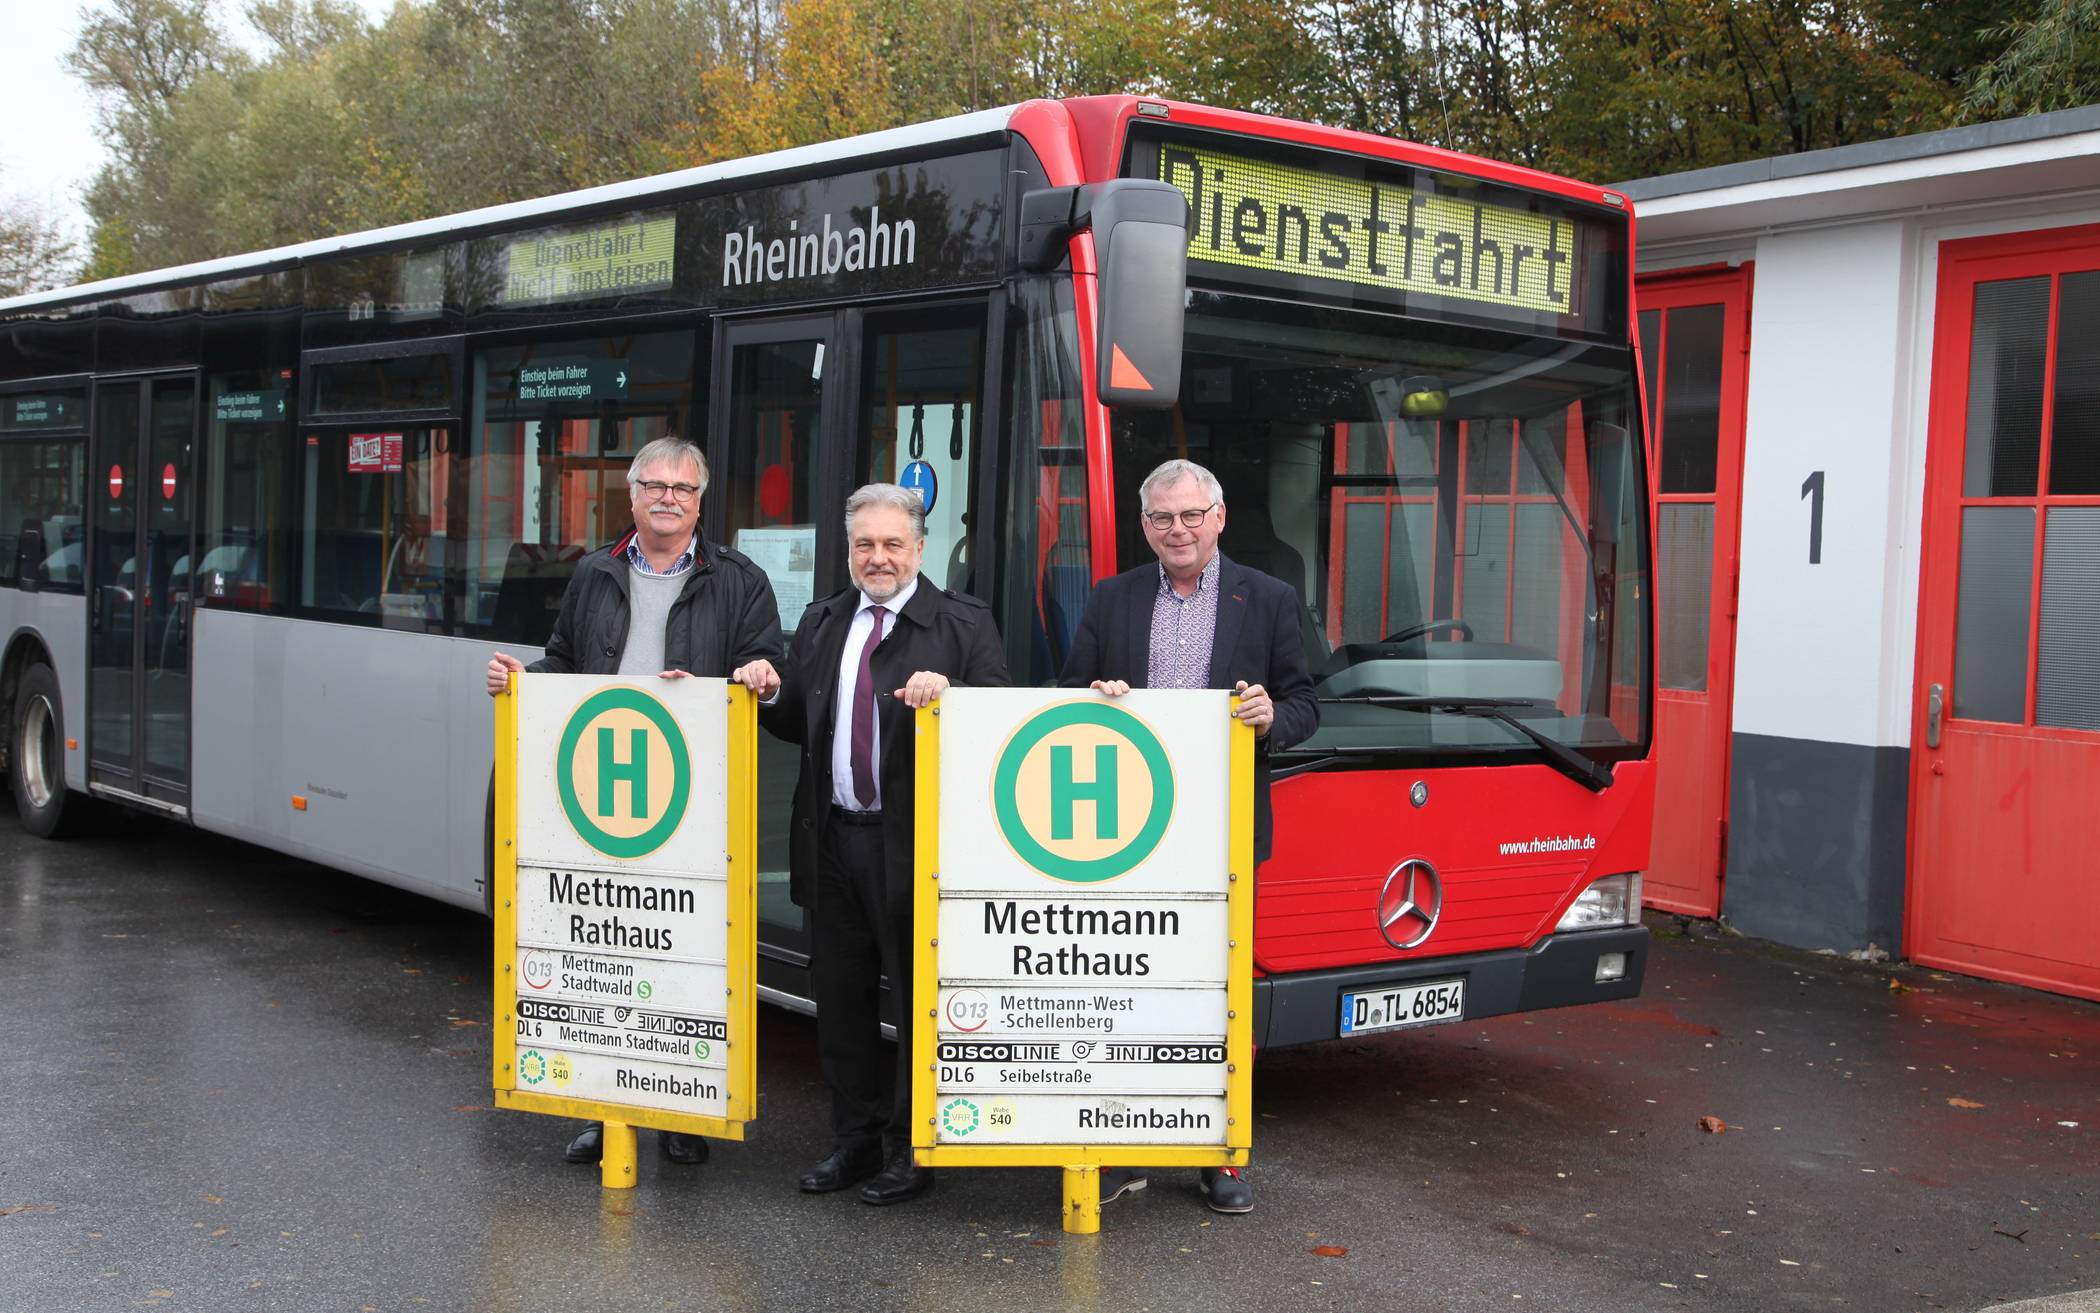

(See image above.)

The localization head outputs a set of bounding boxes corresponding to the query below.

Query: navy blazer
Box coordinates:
[1056,553,1317,863]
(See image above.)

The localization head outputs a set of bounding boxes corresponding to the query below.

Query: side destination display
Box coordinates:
[914,689,1253,1170]
[493,675,758,1158]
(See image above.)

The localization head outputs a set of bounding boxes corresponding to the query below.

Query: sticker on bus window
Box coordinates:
[348,432,403,474]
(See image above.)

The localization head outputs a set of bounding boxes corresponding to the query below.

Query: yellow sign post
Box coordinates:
[912,689,1255,1234]
[492,674,758,1188]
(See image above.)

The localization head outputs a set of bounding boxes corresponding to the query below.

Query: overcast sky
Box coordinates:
[0,0,403,246]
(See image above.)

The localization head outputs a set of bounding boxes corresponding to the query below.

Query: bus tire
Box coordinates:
[12,661,86,838]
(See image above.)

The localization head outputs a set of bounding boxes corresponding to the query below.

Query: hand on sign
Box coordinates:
[657,669,692,680]
[1233,680,1273,737]
[486,652,524,697]
[731,658,781,700]
[893,671,950,708]
[1089,679,1132,697]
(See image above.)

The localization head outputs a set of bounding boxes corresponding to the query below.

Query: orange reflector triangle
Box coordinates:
[1110,345,1153,392]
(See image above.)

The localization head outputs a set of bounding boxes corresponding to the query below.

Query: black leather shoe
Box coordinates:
[798,1144,882,1193]
[1200,1166,1253,1214]
[563,1122,604,1164]
[858,1149,935,1205]
[660,1132,709,1165]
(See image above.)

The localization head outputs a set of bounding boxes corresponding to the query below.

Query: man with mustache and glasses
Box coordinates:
[761,483,1009,1206]
[486,434,784,1170]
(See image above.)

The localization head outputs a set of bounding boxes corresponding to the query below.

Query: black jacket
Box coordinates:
[527,529,784,678]
[762,580,1010,908]
[1057,552,1317,863]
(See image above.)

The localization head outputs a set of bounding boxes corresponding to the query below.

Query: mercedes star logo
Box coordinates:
[1377,858,1444,950]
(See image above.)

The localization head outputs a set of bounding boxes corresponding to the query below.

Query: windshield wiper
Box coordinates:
[1313,695,1615,793]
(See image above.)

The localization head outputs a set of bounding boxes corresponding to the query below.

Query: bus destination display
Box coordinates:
[1159,141,1577,316]
[923,690,1248,1149]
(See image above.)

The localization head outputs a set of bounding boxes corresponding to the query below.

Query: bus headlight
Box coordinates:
[1555,872,1642,931]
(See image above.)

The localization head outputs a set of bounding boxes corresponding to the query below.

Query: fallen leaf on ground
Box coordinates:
[1946,1098,1984,1109]
[0,1204,54,1217]
[451,1105,483,1113]
[1698,1116,1729,1134]
[202,1195,224,1204]
[1312,1245,1349,1257]
[449,1019,481,1028]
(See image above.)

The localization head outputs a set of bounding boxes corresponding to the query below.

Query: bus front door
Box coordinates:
[88,374,196,811]
[711,316,848,993]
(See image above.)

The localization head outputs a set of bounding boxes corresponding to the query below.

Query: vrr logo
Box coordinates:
[992,700,1175,883]
[554,686,691,859]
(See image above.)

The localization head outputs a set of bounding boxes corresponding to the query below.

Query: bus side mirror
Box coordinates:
[1019,181,1189,412]
[1081,180,1187,411]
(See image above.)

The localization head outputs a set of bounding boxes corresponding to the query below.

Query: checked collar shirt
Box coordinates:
[1146,551,1220,690]
[625,532,699,577]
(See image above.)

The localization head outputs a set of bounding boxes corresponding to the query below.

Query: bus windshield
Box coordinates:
[1112,290,1649,763]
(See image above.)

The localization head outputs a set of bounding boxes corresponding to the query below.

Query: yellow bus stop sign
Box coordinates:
[492,674,758,1189]
[914,689,1254,1233]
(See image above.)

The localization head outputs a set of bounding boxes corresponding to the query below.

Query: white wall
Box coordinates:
[1729,221,1921,748]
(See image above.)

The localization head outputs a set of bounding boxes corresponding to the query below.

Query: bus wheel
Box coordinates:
[12,662,85,838]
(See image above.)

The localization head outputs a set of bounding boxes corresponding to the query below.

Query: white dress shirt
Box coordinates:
[831,577,917,812]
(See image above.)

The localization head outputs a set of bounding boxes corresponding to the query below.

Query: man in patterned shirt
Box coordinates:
[485,434,784,1170]
[1057,458,1318,1215]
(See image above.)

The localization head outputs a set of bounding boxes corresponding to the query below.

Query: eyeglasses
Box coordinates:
[1141,503,1216,531]
[636,481,701,503]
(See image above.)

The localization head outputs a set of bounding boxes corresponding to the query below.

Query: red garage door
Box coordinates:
[1910,225,2100,1001]
[1635,269,1751,918]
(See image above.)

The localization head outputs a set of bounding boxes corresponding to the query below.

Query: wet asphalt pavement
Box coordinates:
[2,807,2097,1313]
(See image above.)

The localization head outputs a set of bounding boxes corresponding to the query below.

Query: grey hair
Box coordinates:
[628,437,709,495]
[1138,458,1224,511]
[843,482,927,541]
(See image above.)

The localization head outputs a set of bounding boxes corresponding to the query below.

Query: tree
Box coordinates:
[0,190,77,297]
[1538,0,1960,181]
[1965,0,2100,118]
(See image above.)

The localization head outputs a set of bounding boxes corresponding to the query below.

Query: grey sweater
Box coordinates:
[616,566,685,676]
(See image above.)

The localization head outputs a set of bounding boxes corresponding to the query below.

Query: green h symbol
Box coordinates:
[597,727,650,818]
[1049,743,1118,841]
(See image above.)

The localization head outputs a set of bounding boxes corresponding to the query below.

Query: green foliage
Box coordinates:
[60,0,2063,278]
[1965,0,2100,118]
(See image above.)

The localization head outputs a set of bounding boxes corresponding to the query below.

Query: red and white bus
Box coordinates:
[0,96,1652,1046]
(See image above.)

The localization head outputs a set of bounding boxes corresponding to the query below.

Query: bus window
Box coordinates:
[856,307,985,595]
[298,427,451,625]
[201,373,291,610]
[465,330,697,645]
[0,439,85,590]
[998,280,1090,686]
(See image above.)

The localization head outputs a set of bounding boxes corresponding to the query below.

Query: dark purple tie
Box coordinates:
[850,606,887,808]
